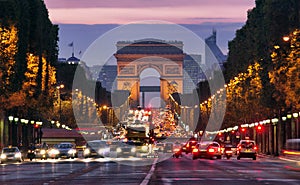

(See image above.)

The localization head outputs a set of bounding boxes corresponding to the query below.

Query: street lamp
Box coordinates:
[57,84,64,123]
[8,116,13,145]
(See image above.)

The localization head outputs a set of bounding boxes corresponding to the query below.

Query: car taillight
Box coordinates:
[174,148,180,152]
[218,148,221,152]
[254,146,258,150]
[192,148,199,153]
[208,148,215,153]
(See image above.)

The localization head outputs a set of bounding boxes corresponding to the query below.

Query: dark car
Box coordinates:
[192,141,222,160]
[183,140,198,154]
[223,144,234,159]
[173,142,183,158]
[0,146,22,163]
[236,140,257,160]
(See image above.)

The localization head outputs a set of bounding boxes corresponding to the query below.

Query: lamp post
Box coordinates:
[57,84,64,123]
[293,112,299,138]
[272,118,279,155]
[13,117,19,146]
[8,116,13,145]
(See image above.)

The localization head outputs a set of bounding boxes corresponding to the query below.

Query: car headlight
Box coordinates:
[0,154,7,159]
[40,150,46,155]
[141,146,148,152]
[49,149,59,155]
[68,149,76,155]
[14,153,22,158]
[116,148,122,153]
[84,149,90,155]
[131,147,136,153]
[98,148,109,154]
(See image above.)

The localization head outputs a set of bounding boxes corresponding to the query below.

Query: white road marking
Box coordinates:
[140,158,158,185]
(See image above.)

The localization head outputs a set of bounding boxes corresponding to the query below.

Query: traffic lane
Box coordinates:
[149,154,300,185]
[0,158,154,185]
[0,161,97,185]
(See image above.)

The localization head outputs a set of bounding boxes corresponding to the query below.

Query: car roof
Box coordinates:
[200,141,218,144]
[239,140,255,143]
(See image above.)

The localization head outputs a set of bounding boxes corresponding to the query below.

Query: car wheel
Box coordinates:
[237,156,240,160]
[253,156,256,160]
[217,155,222,159]
[192,156,197,160]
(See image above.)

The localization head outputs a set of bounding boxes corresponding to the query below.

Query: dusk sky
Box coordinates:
[43,0,256,61]
[43,0,256,107]
[44,0,255,24]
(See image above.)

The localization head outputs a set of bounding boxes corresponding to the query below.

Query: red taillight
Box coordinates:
[254,146,258,150]
[208,148,215,153]
[192,148,199,153]
[174,148,180,152]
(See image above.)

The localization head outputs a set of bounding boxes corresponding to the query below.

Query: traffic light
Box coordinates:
[257,125,263,132]
[34,124,39,129]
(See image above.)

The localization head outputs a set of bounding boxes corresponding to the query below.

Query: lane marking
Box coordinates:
[140,158,158,185]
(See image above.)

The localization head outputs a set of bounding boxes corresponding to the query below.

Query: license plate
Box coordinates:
[7,157,13,160]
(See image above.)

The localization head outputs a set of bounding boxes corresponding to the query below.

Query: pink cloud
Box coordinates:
[44,0,255,24]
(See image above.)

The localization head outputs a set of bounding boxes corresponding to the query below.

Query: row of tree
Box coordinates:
[0,0,58,121]
[219,0,300,127]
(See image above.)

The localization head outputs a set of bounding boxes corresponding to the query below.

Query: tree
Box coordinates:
[269,29,300,110]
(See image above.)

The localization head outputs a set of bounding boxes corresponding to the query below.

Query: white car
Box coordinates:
[237,140,257,160]
[0,146,22,163]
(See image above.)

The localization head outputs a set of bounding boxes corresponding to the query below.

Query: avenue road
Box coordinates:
[0,155,299,185]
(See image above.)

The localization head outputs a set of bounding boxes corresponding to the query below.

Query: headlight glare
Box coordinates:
[116,148,122,153]
[14,153,21,158]
[1,154,6,159]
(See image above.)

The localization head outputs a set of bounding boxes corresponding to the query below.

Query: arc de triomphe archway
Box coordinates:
[114,39,184,107]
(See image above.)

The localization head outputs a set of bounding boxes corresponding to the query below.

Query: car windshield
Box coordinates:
[58,144,73,148]
[88,141,107,148]
[3,148,18,153]
[199,143,210,149]
[240,141,255,148]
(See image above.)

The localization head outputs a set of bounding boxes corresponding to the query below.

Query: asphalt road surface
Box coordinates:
[0,155,299,185]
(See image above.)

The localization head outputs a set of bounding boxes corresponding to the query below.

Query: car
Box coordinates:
[192,141,222,160]
[281,138,300,160]
[153,143,165,153]
[163,142,174,153]
[0,146,23,163]
[35,143,49,160]
[48,144,60,159]
[183,140,198,154]
[134,142,150,158]
[83,140,110,158]
[115,141,137,158]
[55,143,77,159]
[236,140,257,160]
[173,142,183,158]
[223,144,234,159]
